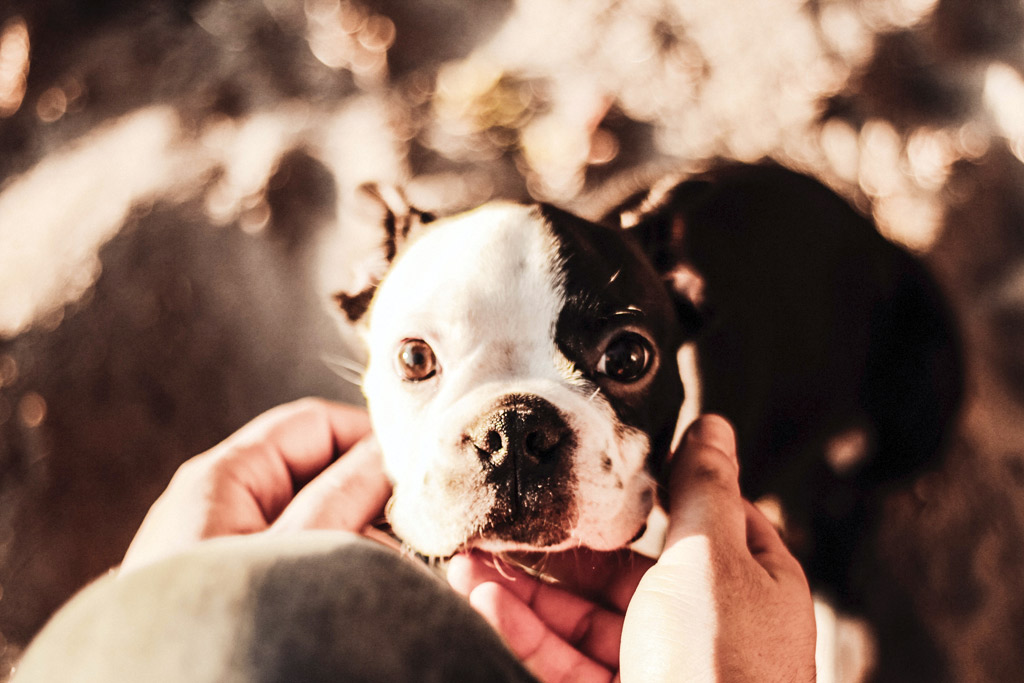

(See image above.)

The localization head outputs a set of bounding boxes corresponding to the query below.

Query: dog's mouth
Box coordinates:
[477,505,574,549]
[461,516,648,556]
[380,390,660,558]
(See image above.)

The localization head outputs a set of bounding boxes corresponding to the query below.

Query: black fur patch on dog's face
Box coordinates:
[541,204,685,473]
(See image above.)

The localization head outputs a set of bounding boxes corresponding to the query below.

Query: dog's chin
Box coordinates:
[394,519,578,559]
[464,518,650,555]
[469,532,575,555]
[393,516,651,559]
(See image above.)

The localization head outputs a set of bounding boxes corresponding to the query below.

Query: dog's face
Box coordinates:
[339,195,692,558]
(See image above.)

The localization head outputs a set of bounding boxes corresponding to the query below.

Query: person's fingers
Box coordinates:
[448,554,624,669]
[121,400,373,574]
[320,401,374,452]
[468,581,616,683]
[506,548,654,614]
[663,414,746,550]
[226,398,371,482]
[269,436,391,533]
[208,399,372,523]
[744,500,808,588]
[668,414,741,501]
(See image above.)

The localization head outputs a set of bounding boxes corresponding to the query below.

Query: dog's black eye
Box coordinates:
[598,333,652,383]
[397,339,437,381]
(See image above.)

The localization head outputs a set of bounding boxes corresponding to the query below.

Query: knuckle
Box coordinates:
[280,396,330,420]
[685,457,736,489]
[170,453,212,485]
[566,606,597,647]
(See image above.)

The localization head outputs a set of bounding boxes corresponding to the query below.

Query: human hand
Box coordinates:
[121,398,392,574]
[447,415,816,682]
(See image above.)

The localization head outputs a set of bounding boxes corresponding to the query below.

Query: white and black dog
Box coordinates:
[335,192,696,559]
[336,160,962,599]
[11,162,961,682]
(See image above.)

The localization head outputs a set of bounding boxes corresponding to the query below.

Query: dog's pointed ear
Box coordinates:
[619,178,713,337]
[333,183,436,323]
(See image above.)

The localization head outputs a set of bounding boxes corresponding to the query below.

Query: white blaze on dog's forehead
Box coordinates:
[366,202,570,382]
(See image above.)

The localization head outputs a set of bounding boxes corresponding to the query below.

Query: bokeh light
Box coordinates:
[0,17,28,118]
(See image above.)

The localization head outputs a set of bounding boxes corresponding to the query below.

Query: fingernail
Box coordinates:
[684,414,736,456]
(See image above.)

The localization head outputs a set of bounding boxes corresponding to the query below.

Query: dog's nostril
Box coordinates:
[472,429,507,465]
[524,428,562,459]
[485,430,504,455]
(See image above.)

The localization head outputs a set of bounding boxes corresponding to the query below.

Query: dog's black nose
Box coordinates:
[463,394,577,541]
[466,394,570,468]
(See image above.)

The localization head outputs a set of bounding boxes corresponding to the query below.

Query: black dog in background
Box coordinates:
[613,161,962,609]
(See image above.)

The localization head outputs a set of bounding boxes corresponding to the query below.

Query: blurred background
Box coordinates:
[1,0,1024,680]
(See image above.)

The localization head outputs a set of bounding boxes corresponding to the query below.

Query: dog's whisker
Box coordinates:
[321,352,367,373]
[333,369,363,386]
[323,368,363,385]
[533,553,552,579]
[321,353,366,386]
[493,556,518,581]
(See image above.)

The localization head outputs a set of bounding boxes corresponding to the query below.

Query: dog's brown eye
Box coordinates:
[598,333,652,383]
[397,339,437,381]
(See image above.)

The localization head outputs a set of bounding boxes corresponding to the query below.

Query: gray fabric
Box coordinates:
[13,532,536,683]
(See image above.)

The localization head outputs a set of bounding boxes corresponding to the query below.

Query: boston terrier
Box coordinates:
[336,161,962,606]
[335,192,697,559]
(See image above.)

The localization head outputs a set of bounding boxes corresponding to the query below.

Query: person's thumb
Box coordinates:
[663,415,745,549]
[621,417,741,682]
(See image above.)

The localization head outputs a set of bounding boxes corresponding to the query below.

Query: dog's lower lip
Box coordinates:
[628,523,648,544]
[413,549,457,563]
[473,519,570,551]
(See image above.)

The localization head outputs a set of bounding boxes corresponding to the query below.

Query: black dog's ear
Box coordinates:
[620,179,714,337]
[333,183,436,323]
